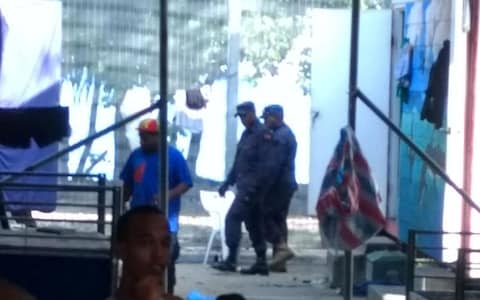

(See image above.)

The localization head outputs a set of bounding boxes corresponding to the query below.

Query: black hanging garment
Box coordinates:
[421,40,450,129]
[0,106,70,148]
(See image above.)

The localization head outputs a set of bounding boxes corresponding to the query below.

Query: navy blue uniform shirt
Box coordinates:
[225,119,277,196]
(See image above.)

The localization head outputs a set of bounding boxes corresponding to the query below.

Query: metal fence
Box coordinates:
[406,230,480,300]
[0,173,123,299]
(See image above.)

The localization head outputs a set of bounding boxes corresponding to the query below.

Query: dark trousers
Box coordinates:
[225,192,266,261]
[263,189,295,245]
[168,232,180,294]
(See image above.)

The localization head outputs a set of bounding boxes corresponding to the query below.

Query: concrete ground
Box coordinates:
[175,242,366,300]
[176,224,364,300]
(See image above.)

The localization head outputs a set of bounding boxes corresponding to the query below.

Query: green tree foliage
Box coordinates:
[240,12,312,93]
[241,14,303,77]
[205,0,391,94]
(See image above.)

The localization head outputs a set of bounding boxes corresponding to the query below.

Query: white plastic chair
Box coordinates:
[200,190,234,265]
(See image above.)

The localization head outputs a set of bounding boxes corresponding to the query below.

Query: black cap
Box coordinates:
[235,101,255,117]
[261,104,284,119]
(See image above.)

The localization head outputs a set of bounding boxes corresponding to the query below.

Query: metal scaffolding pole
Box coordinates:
[225,0,241,177]
[345,0,361,299]
[159,0,169,293]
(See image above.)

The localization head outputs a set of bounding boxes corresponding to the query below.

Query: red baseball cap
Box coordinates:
[137,118,159,134]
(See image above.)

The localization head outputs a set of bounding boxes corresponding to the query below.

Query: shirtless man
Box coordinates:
[110,205,182,300]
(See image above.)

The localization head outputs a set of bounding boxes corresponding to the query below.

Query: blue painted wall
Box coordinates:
[397,0,450,259]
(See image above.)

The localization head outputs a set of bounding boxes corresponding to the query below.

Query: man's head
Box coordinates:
[115,205,170,283]
[0,280,35,300]
[261,104,284,129]
[137,118,159,153]
[235,101,256,128]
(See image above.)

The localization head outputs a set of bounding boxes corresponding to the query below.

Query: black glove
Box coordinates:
[218,182,229,197]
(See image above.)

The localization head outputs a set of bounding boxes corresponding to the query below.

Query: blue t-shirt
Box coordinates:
[120,145,193,232]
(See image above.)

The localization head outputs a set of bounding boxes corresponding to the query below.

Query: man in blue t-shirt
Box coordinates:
[120,118,193,294]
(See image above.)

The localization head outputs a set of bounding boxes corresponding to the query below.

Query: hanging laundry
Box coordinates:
[421,40,450,129]
[394,41,412,80]
[395,42,413,104]
[316,127,385,250]
[426,0,452,62]
[173,89,204,134]
[186,88,207,110]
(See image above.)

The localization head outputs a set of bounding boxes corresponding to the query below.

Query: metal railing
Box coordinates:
[0,99,168,290]
[0,100,161,230]
[0,0,169,292]
[405,230,480,300]
[351,52,480,300]
[356,91,479,213]
[345,1,478,299]
[0,180,123,296]
[0,180,123,239]
[456,248,480,300]
[344,1,475,298]
[0,172,107,233]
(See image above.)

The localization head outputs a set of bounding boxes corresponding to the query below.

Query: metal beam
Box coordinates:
[225,0,241,178]
[345,0,361,299]
[158,0,169,293]
[356,89,480,215]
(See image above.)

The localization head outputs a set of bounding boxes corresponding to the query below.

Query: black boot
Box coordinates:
[240,258,269,276]
[211,260,237,272]
[211,249,237,272]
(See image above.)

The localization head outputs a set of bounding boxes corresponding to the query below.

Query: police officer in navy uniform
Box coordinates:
[261,104,298,272]
[212,101,276,275]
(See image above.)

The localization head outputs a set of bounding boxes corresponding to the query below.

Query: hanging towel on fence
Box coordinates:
[316,126,385,250]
